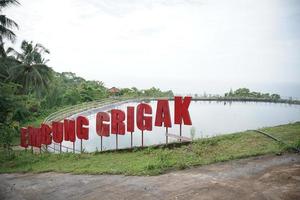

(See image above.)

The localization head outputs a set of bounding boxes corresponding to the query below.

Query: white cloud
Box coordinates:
[6,0,300,97]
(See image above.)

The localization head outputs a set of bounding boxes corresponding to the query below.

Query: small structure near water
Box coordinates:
[108,87,120,96]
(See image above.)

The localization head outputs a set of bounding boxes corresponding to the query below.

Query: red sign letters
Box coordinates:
[20,96,192,149]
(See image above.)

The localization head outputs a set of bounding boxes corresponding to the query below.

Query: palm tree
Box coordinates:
[0,38,19,81]
[8,40,53,96]
[0,37,17,57]
[0,0,19,42]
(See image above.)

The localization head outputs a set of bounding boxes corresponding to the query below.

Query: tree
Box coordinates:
[79,81,107,101]
[224,88,281,100]
[0,37,17,57]
[119,88,134,96]
[8,40,53,96]
[0,38,19,81]
[63,87,81,105]
[0,0,19,42]
[0,82,27,154]
[234,88,250,97]
[271,94,280,100]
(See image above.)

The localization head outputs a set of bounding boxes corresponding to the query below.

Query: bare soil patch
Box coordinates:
[0,153,299,200]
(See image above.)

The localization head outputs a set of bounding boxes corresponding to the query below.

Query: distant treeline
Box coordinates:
[193,88,282,100]
[224,88,281,100]
[191,88,300,104]
[41,71,174,109]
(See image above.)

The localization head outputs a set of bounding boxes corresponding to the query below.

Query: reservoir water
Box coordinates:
[61,100,300,152]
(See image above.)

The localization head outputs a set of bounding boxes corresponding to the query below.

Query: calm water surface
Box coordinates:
[61,101,300,152]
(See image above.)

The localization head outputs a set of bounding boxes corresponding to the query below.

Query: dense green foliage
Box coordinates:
[0,1,173,150]
[1,122,299,175]
[118,87,173,98]
[9,41,53,96]
[0,48,173,149]
[224,88,281,100]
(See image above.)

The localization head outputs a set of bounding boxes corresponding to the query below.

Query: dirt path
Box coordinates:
[0,153,299,200]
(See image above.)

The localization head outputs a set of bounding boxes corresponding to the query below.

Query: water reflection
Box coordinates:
[62,101,300,152]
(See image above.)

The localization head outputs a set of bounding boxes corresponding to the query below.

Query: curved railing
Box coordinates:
[43,96,172,125]
[43,97,134,124]
[42,97,137,153]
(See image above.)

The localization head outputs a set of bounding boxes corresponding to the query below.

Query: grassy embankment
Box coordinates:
[1,122,300,176]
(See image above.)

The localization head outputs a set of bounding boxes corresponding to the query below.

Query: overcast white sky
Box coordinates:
[5,0,300,98]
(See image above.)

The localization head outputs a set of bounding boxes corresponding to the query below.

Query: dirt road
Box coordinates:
[0,153,299,200]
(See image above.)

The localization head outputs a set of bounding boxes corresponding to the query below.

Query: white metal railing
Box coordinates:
[42,97,142,153]
[43,97,134,124]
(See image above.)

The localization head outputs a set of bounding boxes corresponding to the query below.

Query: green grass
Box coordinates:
[10,107,63,146]
[1,122,299,176]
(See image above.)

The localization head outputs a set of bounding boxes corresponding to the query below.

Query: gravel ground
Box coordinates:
[0,153,299,200]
